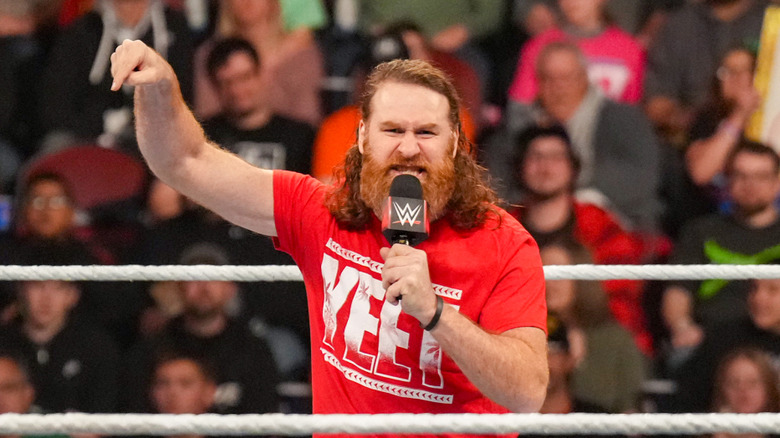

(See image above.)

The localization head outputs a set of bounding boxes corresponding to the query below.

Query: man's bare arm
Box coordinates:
[110,39,277,236]
[433,313,548,413]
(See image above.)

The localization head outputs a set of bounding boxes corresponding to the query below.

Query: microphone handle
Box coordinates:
[394,235,411,246]
[392,234,412,300]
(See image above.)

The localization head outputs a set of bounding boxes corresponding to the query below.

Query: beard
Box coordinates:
[359,138,457,222]
[524,184,569,203]
[183,303,223,322]
[736,199,774,218]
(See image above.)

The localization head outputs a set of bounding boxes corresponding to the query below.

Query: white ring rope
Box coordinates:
[0,413,779,435]
[2,264,779,436]
[1,263,780,281]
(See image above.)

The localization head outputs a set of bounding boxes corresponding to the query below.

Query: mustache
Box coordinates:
[384,157,429,170]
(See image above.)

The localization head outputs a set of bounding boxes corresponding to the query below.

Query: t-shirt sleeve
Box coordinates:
[273,170,330,260]
[479,225,547,334]
[622,39,646,104]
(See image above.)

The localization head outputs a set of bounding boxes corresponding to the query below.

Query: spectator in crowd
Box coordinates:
[662,276,780,413]
[140,177,187,228]
[711,348,780,420]
[0,173,100,318]
[0,353,69,438]
[508,0,646,106]
[484,41,661,232]
[149,353,218,415]
[0,354,36,415]
[514,0,560,37]
[0,172,145,349]
[0,1,45,190]
[39,0,193,152]
[685,47,761,210]
[643,0,768,146]
[358,0,501,95]
[131,177,189,338]
[540,241,647,413]
[660,141,780,371]
[123,242,281,415]
[194,0,324,126]
[133,197,310,351]
[520,314,631,438]
[510,124,656,354]
[116,353,221,438]
[513,0,662,37]
[0,255,121,413]
[536,315,607,414]
[3,173,90,246]
[655,47,762,239]
[202,37,315,175]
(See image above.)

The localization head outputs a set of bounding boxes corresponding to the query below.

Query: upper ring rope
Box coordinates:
[0,412,779,435]
[0,264,779,282]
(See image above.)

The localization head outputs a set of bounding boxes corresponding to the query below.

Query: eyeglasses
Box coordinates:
[717,65,753,81]
[524,151,571,163]
[0,380,28,392]
[26,196,71,210]
[728,171,778,184]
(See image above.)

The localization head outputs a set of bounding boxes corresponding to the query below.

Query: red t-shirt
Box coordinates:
[273,171,546,437]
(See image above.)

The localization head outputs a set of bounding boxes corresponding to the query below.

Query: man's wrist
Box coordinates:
[422,295,444,331]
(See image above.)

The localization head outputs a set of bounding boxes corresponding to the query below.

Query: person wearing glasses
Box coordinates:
[660,141,780,414]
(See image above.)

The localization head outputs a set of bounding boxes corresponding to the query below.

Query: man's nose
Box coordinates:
[398,131,421,157]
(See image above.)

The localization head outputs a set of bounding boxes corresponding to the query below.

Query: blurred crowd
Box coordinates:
[1,0,780,427]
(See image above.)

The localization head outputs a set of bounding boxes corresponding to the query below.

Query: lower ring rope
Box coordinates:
[1,264,780,282]
[0,413,779,435]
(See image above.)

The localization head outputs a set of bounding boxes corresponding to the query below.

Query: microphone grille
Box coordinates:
[389,174,423,199]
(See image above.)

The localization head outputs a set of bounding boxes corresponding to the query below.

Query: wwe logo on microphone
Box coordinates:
[393,202,422,226]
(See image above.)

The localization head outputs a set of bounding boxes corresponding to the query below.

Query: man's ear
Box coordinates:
[451,129,459,158]
[65,283,81,311]
[357,120,366,154]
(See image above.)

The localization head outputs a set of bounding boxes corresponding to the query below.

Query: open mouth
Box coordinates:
[389,166,426,178]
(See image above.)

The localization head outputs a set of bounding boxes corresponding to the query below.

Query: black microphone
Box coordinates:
[381,174,429,246]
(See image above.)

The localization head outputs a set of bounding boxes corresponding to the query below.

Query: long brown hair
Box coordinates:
[711,347,780,414]
[325,59,500,230]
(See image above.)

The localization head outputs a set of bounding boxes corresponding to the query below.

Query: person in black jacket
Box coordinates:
[202,37,315,175]
[122,242,280,414]
[0,273,120,413]
[662,276,780,413]
[38,0,193,153]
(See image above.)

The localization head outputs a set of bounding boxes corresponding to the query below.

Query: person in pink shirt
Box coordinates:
[508,0,645,105]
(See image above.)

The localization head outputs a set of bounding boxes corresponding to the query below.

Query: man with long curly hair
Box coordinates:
[110,39,548,434]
